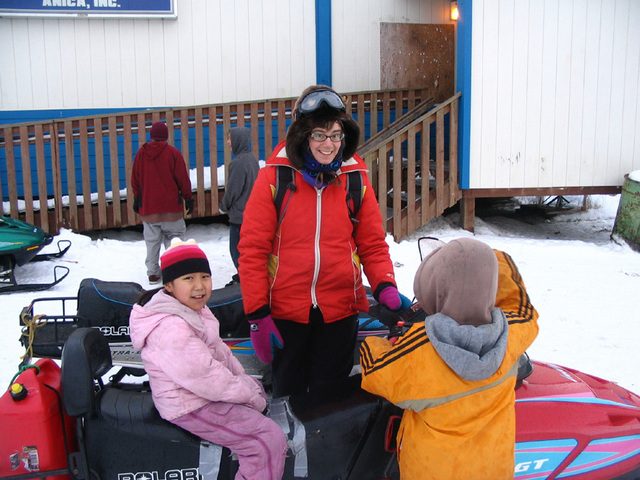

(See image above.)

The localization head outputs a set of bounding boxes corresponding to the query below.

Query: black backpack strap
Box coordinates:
[273,167,362,233]
[346,171,363,231]
[273,166,296,228]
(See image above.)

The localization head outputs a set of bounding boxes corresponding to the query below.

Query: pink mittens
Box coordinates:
[378,286,402,311]
[248,315,284,363]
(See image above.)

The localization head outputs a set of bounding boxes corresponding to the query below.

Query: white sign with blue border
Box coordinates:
[0,0,176,18]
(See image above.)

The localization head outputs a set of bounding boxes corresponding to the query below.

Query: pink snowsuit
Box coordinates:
[129,290,287,480]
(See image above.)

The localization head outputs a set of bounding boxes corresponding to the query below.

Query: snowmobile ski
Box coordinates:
[30,239,72,262]
[0,264,70,294]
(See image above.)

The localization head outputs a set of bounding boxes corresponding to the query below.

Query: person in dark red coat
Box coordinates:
[131,121,193,285]
[238,86,405,397]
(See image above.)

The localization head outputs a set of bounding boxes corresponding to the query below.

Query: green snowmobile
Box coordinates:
[0,216,70,293]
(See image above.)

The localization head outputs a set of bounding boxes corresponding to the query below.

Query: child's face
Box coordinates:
[164,272,212,311]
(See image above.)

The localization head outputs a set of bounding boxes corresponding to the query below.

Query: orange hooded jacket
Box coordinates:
[360,250,539,479]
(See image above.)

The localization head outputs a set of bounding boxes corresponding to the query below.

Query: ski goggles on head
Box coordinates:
[295,89,346,119]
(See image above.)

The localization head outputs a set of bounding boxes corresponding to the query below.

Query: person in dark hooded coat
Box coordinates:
[219,127,260,285]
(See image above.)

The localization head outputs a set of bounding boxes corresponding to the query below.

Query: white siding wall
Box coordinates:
[0,0,317,110]
[0,0,452,111]
[331,0,452,92]
[469,0,640,188]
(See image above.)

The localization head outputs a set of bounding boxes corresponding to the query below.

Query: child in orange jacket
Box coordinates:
[360,238,539,480]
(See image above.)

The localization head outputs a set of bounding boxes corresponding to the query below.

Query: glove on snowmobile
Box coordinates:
[371,292,414,329]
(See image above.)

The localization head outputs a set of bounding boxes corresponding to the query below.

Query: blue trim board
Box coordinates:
[456,0,472,190]
[0,108,144,126]
[315,0,332,86]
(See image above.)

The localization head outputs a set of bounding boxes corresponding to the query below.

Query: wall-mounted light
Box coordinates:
[451,1,459,21]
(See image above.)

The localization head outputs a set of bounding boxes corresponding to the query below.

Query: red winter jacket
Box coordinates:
[131,141,192,216]
[238,141,396,323]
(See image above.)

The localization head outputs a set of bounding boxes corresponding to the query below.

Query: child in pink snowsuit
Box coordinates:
[129,239,287,480]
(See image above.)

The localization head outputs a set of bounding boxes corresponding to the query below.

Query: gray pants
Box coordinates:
[143,219,186,277]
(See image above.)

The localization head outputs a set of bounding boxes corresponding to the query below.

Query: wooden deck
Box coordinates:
[0,88,461,241]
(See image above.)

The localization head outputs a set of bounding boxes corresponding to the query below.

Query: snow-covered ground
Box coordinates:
[1,193,639,395]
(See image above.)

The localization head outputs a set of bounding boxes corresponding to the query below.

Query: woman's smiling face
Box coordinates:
[308,121,343,165]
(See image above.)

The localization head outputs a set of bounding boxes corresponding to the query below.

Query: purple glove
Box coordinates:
[248,315,283,363]
[379,286,402,311]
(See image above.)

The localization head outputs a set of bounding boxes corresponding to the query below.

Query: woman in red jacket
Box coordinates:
[238,85,402,397]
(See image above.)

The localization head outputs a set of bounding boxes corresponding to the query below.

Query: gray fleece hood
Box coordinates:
[425,308,509,381]
[230,126,251,155]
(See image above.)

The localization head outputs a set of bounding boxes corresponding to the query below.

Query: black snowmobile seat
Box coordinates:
[60,328,207,480]
[208,282,248,338]
[75,278,248,340]
[61,328,199,442]
[76,278,143,342]
[61,327,113,417]
[96,388,200,442]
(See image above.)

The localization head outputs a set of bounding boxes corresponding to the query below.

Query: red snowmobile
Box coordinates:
[3,239,640,480]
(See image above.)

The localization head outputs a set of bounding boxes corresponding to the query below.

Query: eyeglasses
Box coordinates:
[296,90,346,119]
[309,132,345,143]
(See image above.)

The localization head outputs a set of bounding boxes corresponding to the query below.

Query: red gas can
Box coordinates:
[0,358,77,480]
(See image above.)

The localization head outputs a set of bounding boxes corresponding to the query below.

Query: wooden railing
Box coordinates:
[0,88,459,241]
[361,93,461,241]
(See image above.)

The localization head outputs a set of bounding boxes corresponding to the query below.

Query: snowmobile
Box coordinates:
[0,216,71,294]
[4,238,640,480]
[15,278,387,375]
